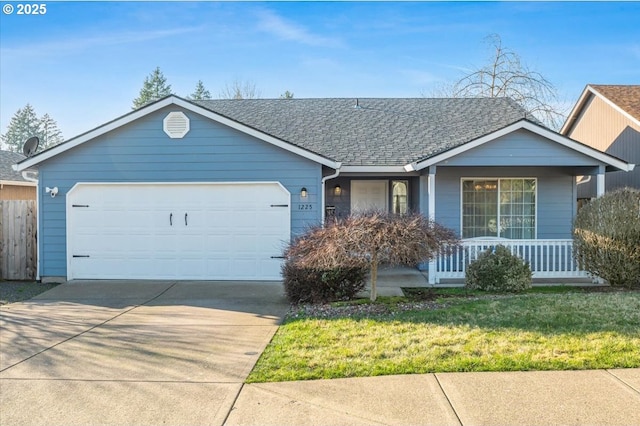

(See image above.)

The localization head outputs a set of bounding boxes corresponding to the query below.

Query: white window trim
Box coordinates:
[459,177,538,239]
[391,179,409,215]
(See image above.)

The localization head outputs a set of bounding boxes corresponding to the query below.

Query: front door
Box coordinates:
[350,180,388,213]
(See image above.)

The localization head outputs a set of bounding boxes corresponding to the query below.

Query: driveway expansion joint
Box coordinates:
[434,373,464,426]
[606,369,640,395]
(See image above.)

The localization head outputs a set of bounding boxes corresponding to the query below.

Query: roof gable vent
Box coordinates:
[163,111,190,138]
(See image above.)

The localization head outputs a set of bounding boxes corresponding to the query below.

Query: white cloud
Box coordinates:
[1,27,202,58]
[255,9,343,48]
[400,69,442,86]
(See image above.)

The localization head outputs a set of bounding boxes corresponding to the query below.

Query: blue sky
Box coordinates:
[1,1,639,142]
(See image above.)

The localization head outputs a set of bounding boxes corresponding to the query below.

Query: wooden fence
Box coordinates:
[0,200,37,280]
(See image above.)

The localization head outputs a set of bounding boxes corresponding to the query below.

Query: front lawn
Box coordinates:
[248,289,640,383]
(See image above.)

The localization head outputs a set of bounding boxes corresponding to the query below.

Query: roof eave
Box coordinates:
[0,179,36,187]
[339,165,411,173]
[560,85,593,135]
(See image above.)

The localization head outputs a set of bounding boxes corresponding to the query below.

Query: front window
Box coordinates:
[462,178,536,239]
[391,180,408,215]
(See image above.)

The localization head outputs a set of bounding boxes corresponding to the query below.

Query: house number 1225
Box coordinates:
[298,204,313,210]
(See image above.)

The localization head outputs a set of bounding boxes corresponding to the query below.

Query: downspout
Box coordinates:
[21,170,40,281]
[321,163,342,225]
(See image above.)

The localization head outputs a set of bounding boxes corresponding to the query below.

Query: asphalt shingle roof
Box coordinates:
[0,150,28,181]
[591,85,640,122]
[195,98,530,166]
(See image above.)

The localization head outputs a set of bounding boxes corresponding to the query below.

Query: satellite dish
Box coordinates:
[22,136,39,157]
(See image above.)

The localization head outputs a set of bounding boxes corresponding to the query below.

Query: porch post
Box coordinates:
[428,166,437,284]
[428,166,436,220]
[596,165,605,197]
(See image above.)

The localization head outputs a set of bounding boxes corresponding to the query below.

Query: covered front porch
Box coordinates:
[321,121,634,290]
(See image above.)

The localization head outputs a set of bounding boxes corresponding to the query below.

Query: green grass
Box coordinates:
[248,291,640,383]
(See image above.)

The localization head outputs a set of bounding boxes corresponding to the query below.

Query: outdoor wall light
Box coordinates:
[45,186,59,198]
[333,185,342,196]
[300,187,308,198]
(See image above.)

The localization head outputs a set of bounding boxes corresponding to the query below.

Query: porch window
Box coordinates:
[462,178,536,239]
[391,180,408,215]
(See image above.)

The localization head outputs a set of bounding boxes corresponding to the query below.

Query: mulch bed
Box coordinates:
[287,286,640,320]
[0,281,60,306]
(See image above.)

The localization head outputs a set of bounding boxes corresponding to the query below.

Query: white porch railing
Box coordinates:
[429,239,593,284]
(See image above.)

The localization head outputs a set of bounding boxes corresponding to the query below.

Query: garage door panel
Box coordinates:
[67,183,290,280]
[176,260,206,277]
[206,260,230,277]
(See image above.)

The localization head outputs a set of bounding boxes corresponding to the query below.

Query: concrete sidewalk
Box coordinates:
[227,369,640,425]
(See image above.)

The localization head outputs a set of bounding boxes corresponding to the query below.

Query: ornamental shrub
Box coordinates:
[573,188,640,288]
[283,212,459,301]
[282,262,367,304]
[465,245,532,292]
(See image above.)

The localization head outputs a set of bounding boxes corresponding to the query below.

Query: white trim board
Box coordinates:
[339,165,409,173]
[0,180,36,187]
[15,96,341,172]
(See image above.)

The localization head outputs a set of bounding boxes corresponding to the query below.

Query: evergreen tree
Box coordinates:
[189,80,212,100]
[280,90,294,99]
[132,67,173,109]
[1,105,65,152]
[38,113,64,150]
[1,104,42,152]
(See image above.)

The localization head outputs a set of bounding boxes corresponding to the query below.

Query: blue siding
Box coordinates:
[38,106,322,277]
[434,167,576,239]
[444,129,602,167]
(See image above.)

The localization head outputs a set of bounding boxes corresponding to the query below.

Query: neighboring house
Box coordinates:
[561,84,640,200]
[15,96,634,284]
[1,150,36,200]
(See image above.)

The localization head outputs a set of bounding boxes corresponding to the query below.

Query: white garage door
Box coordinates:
[66,182,290,280]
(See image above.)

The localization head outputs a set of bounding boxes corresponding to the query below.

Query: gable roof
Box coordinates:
[561,84,640,134]
[406,120,634,173]
[1,150,35,183]
[14,95,633,174]
[195,97,531,167]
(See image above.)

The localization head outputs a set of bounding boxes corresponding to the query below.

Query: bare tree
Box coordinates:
[219,79,261,99]
[437,34,565,129]
[285,212,459,301]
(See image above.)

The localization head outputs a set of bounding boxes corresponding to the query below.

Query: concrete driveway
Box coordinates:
[0,280,288,426]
